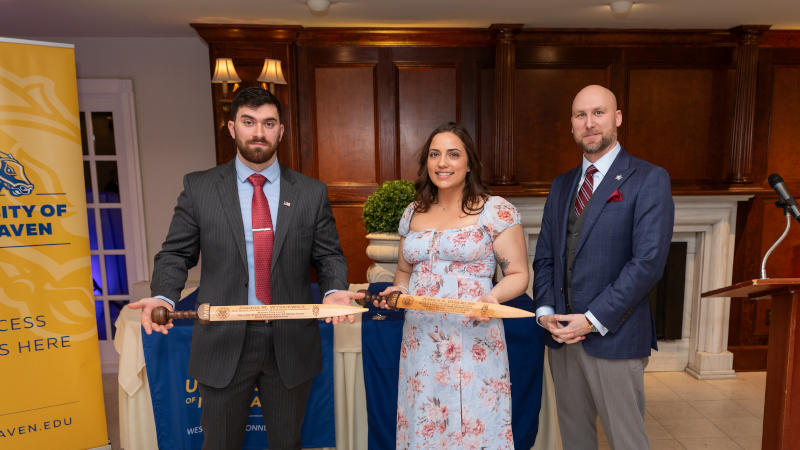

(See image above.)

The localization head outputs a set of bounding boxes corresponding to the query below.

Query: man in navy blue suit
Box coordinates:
[532,85,674,449]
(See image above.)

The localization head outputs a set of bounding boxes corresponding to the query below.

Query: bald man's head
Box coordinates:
[571,85,622,158]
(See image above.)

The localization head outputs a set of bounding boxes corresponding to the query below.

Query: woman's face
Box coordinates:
[426,132,470,192]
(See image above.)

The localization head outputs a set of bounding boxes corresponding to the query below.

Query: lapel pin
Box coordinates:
[284,201,291,207]
[615,175,623,181]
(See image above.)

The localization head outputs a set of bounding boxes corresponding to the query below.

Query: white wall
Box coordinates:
[50,37,216,281]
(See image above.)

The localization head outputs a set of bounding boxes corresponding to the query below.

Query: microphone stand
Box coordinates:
[761,200,793,279]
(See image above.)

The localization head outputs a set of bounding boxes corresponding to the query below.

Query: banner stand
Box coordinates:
[0,37,110,450]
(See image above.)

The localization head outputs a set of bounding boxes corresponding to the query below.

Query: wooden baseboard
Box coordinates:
[729,345,769,371]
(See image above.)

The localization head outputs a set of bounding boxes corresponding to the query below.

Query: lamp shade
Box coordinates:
[257,59,287,85]
[211,58,242,83]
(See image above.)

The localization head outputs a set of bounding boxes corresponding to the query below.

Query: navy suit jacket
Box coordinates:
[532,148,674,359]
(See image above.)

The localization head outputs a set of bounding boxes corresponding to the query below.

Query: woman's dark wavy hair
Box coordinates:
[414,122,491,215]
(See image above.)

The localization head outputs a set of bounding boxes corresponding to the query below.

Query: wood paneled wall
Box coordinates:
[728,46,800,370]
[193,24,800,370]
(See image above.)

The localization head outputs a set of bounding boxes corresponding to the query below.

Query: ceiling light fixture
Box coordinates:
[609,1,634,13]
[302,0,336,12]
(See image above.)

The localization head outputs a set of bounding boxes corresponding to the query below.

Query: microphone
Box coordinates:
[768,174,800,222]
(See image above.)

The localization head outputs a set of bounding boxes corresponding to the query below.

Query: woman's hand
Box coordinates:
[465,293,500,323]
[375,286,407,309]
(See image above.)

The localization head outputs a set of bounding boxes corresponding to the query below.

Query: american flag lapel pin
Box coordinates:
[284,201,291,207]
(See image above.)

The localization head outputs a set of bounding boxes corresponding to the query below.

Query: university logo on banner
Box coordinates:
[0,38,109,449]
[0,152,34,197]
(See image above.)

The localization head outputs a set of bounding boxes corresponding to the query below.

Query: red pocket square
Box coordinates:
[607,189,623,203]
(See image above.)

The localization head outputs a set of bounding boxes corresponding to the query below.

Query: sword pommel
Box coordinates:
[355,289,401,310]
[151,304,211,325]
[151,306,170,325]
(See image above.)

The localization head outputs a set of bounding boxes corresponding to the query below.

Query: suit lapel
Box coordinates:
[575,148,635,256]
[558,166,582,260]
[271,164,298,273]
[215,160,248,269]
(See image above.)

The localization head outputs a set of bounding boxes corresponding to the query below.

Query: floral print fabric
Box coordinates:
[395,196,522,450]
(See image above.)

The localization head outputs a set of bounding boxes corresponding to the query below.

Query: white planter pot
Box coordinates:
[365,232,400,283]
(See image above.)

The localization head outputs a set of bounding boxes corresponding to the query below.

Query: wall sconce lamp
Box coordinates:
[257,59,287,94]
[211,57,241,128]
[211,58,242,98]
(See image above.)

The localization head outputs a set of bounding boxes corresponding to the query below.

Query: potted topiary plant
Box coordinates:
[361,180,416,282]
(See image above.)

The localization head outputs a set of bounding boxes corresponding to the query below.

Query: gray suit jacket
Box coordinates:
[151,160,348,389]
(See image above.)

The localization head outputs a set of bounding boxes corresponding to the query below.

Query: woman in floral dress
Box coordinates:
[374,123,529,450]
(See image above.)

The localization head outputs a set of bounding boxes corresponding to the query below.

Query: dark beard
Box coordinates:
[575,127,617,154]
[236,136,278,164]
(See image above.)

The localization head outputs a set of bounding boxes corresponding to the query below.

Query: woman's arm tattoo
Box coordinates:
[495,253,510,274]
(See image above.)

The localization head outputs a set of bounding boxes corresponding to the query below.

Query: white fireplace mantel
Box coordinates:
[508,195,753,380]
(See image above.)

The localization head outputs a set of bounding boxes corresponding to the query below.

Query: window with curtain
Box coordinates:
[78,80,146,346]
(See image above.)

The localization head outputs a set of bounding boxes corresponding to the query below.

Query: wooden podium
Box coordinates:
[702,278,800,450]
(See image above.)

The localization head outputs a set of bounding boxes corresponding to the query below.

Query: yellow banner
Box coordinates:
[0,39,108,449]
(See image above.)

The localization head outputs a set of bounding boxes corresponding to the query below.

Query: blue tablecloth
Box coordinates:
[142,285,335,450]
[361,282,545,450]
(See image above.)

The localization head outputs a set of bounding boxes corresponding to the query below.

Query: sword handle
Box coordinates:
[151,306,211,325]
[354,290,401,310]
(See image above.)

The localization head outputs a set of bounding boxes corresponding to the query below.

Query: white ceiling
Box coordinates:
[1,0,799,38]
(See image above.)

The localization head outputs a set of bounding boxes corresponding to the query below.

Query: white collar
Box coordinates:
[582,141,621,177]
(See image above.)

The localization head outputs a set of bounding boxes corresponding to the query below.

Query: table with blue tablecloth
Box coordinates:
[141,286,334,450]
[116,282,359,450]
[115,281,562,450]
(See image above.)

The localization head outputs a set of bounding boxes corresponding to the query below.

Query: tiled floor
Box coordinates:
[598,371,766,450]
[102,371,766,450]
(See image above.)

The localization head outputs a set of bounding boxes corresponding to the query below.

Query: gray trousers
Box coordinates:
[549,342,649,450]
[199,322,313,450]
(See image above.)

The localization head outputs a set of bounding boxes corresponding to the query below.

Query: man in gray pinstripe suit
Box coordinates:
[129,87,364,450]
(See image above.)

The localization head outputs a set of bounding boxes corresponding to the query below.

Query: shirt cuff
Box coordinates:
[585,310,608,336]
[323,289,338,300]
[536,306,555,327]
[154,295,175,309]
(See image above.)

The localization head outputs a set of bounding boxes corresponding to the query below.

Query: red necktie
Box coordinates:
[248,174,273,305]
[574,165,598,217]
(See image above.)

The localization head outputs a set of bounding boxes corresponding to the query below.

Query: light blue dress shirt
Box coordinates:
[157,155,336,308]
[535,142,622,335]
[235,155,282,306]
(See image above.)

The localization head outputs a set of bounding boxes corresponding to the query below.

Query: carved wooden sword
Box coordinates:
[151,303,367,325]
[355,290,534,319]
